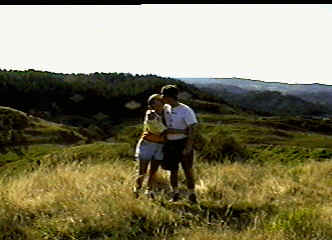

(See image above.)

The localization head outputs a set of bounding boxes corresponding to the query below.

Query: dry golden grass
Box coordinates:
[195,160,332,207]
[0,159,181,239]
[172,227,287,240]
[0,141,332,239]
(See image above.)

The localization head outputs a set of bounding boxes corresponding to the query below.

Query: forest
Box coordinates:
[0,69,228,120]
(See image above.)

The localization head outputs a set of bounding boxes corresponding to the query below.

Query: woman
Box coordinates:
[133,93,186,199]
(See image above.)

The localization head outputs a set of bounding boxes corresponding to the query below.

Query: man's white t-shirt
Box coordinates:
[163,103,198,140]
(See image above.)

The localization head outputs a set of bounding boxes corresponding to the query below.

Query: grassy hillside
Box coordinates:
[0,106,107,158]
[1,107,332,239]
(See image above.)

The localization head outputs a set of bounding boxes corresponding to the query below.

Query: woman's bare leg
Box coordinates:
[135,159,149,191]
[147,160,160,191]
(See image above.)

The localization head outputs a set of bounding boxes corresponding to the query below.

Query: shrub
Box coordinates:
[0,106,29,130]
[0,107,29,154]
[192,123,208,152]
[198,127,248,163]
[113,124,143,148]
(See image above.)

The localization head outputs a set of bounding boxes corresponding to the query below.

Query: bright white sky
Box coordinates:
[1,4,332,85]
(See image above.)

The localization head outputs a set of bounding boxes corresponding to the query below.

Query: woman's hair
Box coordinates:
[147,93,162,108]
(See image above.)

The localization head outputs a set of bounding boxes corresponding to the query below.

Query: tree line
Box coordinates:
[0,69,224,120]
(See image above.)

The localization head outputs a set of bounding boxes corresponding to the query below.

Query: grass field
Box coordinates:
[0,113,332,239]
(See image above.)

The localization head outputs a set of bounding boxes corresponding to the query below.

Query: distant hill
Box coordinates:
[179,77,332,93]
[179,78,332,116]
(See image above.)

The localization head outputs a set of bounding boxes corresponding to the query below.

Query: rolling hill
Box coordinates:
[179,78,332,116]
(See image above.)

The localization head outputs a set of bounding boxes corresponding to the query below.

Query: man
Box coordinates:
[161,84,198,203]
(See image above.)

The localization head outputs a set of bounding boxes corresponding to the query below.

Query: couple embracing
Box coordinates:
[133,84,198,204]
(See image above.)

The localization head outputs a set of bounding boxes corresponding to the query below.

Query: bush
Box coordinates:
[0,107,29,154]
[113,125,143,148]
[0,106,29,130]
[192,123,208,151]
[198,127,248,162]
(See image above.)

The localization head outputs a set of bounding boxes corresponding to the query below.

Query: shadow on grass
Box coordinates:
[159,198,278,232]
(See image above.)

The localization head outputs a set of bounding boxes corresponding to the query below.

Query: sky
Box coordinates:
[1,4,332,85]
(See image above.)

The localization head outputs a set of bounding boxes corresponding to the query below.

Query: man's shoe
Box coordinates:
[133,187,140,199]
[188,193,198,204]
[144,190,155,199]
[169,192,180,202]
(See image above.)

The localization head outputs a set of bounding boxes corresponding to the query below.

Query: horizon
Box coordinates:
[2,67,332,86]
[177,77,332,86]
[1,5,332,85]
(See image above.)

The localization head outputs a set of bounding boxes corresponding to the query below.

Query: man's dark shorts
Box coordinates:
[162,138,193,171]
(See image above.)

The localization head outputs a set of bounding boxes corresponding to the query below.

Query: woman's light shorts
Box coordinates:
[135,139,164,161]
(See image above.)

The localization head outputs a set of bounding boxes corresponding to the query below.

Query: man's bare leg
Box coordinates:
[182,151,197,204]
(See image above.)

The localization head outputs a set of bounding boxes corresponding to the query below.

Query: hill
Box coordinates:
[179,77,332,94]
[0,106,108,155]
[0,69,240,131]
[179,77,332,116]
[196,84,329,116]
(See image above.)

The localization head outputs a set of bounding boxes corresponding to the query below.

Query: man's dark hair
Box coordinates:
[161,84,179,100]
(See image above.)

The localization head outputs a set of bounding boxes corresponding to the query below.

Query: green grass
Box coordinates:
[0,144,65,179]
[25,124,87,144]
[0,142,133,180]
[197,113,332,148]
[246,145,332,166]
[197,113,253,123]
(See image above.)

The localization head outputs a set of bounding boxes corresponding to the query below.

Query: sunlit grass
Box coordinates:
[0,141,331,239]
[0,159,181,239]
